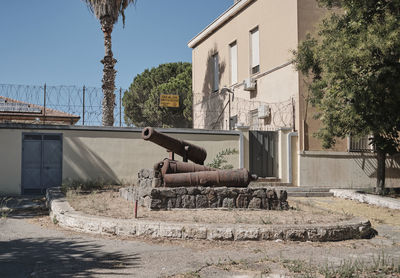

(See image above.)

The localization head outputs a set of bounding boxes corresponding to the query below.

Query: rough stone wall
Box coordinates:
[121,168,289,211]
[121,186,289,211]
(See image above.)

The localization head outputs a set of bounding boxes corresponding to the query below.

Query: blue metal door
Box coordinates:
[22,133,62,194]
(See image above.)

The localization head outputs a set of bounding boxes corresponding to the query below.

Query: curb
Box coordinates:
[47,188,375,242]
[330,189,400,210]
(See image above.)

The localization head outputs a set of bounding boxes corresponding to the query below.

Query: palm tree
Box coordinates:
[83,0,136,126]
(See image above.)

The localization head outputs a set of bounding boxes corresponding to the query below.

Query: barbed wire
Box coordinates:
[0,84,126,126]
[193,94,294,131]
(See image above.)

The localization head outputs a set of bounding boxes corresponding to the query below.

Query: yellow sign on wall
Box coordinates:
[160,94,179,108]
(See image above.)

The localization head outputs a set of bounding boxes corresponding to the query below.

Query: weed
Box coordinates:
[61,178,116,193]
[207,148,238,169]
[52,216,59,225]
[318,254,400,278]
[283,259,312,273]
[181,271,200,278]
[259,216,272,225]
[0,197,11,218]
[192,216,200,223]
[261,266,271,274]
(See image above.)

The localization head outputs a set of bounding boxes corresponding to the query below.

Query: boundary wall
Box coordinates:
[0,124,241,195]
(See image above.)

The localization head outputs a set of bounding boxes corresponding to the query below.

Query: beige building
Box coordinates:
[188,0,400,188]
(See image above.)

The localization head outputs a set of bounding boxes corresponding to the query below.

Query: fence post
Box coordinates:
[119,87,122,127]
[43,83,46,125]
[82,85,85,126]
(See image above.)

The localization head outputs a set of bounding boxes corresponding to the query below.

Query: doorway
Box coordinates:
[249,131,277,178]
[21,133,63,194]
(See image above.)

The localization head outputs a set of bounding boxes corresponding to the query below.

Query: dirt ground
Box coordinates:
[22,191,400,278]
[67,189,352,225]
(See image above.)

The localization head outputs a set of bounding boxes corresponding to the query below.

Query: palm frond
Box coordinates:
[83,0,136,25]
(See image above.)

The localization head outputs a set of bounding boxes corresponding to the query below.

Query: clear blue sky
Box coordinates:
[0,0,233,89]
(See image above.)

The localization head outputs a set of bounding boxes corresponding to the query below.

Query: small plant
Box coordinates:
[259,216,272,225]
[283,259,314,275]
[52,216,59,225]
[207,148,239,169]
[61,178,117,194]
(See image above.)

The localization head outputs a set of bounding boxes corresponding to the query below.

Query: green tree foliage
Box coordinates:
[123,62,192,128]
[292,0,400,194]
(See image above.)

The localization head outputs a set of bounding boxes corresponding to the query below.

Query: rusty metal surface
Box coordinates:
[163,169,258,187]
[155,159,216,177]
[142,127,207,164]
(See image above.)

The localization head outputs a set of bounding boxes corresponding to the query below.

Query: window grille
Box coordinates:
[349,135,374,152]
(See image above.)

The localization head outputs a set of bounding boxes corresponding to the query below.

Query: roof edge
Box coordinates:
[188,0,253,49]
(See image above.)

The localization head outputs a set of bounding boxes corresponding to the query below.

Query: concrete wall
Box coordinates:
[0,125,241,195]
[299,151,400,188]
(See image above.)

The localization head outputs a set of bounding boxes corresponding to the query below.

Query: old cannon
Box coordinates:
[142,127,257,188]
[163,169,258,187]
[142,127,207,165]
[154,158,216,176]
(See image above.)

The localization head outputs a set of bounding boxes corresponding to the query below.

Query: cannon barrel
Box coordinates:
[142,127,207,164]
[154,159,216,176]
[163,169,258,187]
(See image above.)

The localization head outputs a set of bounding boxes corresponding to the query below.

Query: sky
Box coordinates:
[0,0,234,90]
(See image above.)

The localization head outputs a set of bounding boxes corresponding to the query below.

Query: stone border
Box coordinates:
[47,188,375,242]
[330,189,400,210]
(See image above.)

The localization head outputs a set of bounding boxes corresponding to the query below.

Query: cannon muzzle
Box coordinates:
[142,127,207,165]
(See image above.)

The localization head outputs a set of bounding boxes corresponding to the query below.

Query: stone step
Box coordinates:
[288,192,334,197]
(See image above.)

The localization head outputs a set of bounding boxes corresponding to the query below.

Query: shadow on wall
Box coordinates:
[63,137,119,184]
[351,152,400,180]
[201,46,226,129]
[0,238,140,277]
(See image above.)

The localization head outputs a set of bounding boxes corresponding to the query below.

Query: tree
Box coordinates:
[123,62,192,128]
[82,0,136,126]
[292,0,400,194]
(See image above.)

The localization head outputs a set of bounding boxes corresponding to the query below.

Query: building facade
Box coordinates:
[188,0,400,188]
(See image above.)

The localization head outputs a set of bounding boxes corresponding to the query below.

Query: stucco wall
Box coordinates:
[0,125,241,195]
[299,152,400,188]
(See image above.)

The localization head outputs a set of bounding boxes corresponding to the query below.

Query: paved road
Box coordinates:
[0,205,399,277]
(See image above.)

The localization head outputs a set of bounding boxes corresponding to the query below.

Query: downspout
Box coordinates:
[287,131,298,184]
[239,131,244,168]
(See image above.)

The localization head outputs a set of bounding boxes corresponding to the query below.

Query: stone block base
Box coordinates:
[120,186,289,211]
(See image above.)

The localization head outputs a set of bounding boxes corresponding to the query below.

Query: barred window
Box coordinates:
[349,135,374,152]
[249,109,258,130]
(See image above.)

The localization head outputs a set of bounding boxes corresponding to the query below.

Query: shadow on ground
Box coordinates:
[0,237,140,277]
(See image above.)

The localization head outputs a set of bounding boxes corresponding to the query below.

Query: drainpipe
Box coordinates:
[287,131,298,184]
[239,131,244,168]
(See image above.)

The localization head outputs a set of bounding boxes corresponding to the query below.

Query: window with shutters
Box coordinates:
[212,53,219,92]
[230,41,238,85]
[250,27,260,75]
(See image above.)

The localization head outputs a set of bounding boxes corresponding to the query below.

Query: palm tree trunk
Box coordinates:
[100,16,116,126]
[376,147,386,195]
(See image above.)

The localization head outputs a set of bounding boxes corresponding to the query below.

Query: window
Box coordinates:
[349,135,374,152]
[230,41,238,85]
[250,27,260,74]
[249,109,259,130]
[230,115,238,130]
[212,53,219,92]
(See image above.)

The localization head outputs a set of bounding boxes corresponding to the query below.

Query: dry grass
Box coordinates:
[290,197,400,227]
[67,189,351,225]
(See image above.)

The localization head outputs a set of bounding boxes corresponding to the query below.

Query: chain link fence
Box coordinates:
[0,84,126,126]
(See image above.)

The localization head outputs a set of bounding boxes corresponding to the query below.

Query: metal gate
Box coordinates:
[21,133,63,194]
[249,131,277,178]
